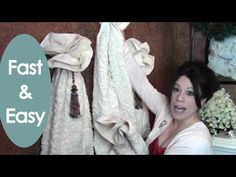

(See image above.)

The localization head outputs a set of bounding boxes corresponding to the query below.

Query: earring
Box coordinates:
[69,71,80,118]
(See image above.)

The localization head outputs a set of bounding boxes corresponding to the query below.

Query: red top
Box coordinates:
[149,138,167,155]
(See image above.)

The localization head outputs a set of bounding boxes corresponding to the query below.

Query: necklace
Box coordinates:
[69,71,80,118]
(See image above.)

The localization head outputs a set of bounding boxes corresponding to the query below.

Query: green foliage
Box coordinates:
[192,22,236,41]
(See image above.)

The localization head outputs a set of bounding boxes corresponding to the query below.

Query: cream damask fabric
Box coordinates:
[40,32,94,154]
[92,22,154,154]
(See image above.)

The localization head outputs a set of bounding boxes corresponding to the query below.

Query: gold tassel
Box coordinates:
[69,72,80,118]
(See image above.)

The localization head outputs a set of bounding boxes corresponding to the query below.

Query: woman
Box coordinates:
[124,45,220,155]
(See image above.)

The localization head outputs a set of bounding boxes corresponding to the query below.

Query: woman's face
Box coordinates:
[170,75,198,120]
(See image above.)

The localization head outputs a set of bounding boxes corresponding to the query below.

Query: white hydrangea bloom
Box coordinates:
[199,88,236,136]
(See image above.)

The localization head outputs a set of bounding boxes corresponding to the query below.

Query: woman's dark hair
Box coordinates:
[173,61,221,109]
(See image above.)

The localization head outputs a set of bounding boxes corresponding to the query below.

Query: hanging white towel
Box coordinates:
[40,32,94,154]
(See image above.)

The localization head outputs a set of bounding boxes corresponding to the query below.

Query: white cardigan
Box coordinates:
[124,48,213,155]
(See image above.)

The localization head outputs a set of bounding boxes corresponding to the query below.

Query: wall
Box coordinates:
[190,29,236,104]
[0,22,192,154]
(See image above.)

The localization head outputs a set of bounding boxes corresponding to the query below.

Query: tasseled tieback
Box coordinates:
[70,71,80,118]
[40,33,93,118]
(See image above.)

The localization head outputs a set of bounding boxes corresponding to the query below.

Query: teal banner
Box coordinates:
[0,34,51,148]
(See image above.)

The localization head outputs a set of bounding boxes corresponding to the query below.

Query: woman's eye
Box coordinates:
[172,87,179,92]
[186,90,194,96]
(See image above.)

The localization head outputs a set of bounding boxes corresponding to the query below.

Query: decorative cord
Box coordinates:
[70,72,80,118]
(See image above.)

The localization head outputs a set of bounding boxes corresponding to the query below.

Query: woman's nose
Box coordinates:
[176,92,185,102]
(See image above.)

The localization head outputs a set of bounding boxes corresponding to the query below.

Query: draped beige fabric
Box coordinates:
[40,32,94,154]
[92,23,155,154]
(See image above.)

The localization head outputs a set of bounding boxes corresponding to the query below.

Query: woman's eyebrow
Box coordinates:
[174,83,180,87]
[186,87,193,90]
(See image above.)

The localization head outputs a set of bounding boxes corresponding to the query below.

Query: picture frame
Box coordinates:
[204,37,236,85]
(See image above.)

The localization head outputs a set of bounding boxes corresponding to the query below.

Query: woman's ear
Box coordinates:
[201,98,207,106]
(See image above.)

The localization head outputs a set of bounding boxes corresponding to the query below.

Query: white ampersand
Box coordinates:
[19,84,33,99]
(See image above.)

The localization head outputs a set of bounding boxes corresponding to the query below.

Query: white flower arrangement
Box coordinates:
[199,88,236,136]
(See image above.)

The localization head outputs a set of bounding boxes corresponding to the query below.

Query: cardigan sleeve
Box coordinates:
[124,50,168,115]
